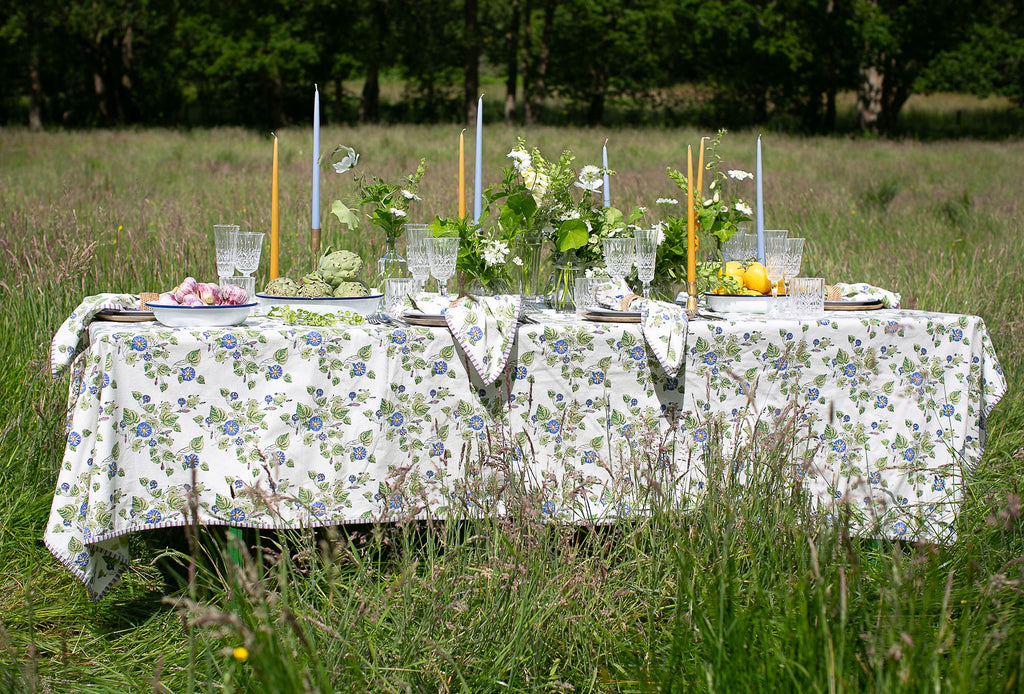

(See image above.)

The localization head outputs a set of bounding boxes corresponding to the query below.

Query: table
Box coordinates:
[46,307,1006,599]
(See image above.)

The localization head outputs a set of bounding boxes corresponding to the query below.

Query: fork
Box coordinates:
[366,313,392,326]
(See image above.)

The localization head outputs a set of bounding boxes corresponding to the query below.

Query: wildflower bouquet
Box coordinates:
[652,129,753,295]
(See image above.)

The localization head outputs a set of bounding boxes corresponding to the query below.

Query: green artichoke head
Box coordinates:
[332,281,370,298]
[318,249,363,285]
[297,279,333,298]
[263,277,299,297]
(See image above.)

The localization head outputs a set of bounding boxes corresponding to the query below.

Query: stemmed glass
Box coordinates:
[234,232,265,278]
[603,237,635,282]
[765,235,787,316]
[405,224,432,292]
[782,237,805,313]
[427,237,460,297]
[633,228,658,299]
[214,225,239,280]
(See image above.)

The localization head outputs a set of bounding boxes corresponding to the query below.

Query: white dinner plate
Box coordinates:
[148,302,256,327]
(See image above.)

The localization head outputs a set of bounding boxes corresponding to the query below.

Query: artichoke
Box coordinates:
[297,279,333,298]
[318,249,363,285]
[332,281,370,298]
[263,277,299,297]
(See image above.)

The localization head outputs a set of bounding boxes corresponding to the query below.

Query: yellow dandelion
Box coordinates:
[232,646,249,661]
[118,225,123,231]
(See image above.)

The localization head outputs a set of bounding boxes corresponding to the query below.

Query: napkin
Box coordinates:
[51,293,137,378]
[832,282,901,308]
[406,292,523,386]
[588,279,689,377]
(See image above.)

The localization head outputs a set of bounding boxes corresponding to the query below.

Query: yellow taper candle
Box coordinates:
[270,134,280,280]
[458,129,466,219]
[687,145,696,284]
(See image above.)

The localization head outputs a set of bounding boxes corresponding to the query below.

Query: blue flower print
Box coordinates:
[221,334,237,349]
[311,502,326,517]
[843,364,857,378]
[307,331,323,346]
[941,404,954,417]
[224,420,240,436]
[145,509,162,524]
[348,474,357,482]
[630,346,645,361]
[390,412,404,427]
[833,439,847,453]
[516,366,527,380]
[352,446,368,460]
[893,521,908,536]
[136,422,152,438]
[434,361,448,375]
[67,431,82,447]
[468,326,484,343]
[869,471,881,484]
[910,371,924,386]
[582,451,598,465]
[391,330,408,345]
[315,473,326,482]
[315,388,324,397]
[468,415,484,431]
[267,365,283,379]
[308,416,323,431]
[904,448,916,462]
[230,508,246,522]
[352,362,367,377]
[178,397,187,406]
[74,552,90,569]
[546,420,560,434]
[876,395,888,408]
[272,451,285,465]
[808,388,819,400]
[553,339,569,355]
[131,335,148,351]
[590,372,605,386]
[703,352,717,366]
[181,367,196,381]
[184,453,200,469]
[390,495,404,510]
[694,429,708,443]
[542,500,556,515]
[431,442,445,457]
[933,477,946,491]
[951,328,963,341]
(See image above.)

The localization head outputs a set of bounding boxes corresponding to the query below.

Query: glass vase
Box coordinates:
[375,236,407,290]
[517,231,545,310]
[545,251,584,312]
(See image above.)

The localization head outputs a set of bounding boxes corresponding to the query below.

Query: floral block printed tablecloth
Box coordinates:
[46,304,1006,599]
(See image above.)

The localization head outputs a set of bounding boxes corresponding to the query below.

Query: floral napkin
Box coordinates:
[406,292,523,386]
[587,278,689,377]
[832,282,901,308]
[51,293,137,378]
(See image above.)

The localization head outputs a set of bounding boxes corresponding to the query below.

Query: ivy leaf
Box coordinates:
[330,200,359,229]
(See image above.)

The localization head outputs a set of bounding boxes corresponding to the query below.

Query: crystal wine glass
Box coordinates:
[782,237,805,313]
[427,237,460,297]
[234,232,265,278]
[633,228,658,299]
[764,234,787,316]
[404,224,432,292]
[602,237,635,282]
[214,225,239,279]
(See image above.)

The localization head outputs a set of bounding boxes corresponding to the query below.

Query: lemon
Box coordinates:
[744,262,771,294]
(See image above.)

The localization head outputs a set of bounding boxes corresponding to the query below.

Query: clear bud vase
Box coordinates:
[517,231,545,310]
[375,236,407,290]
[545,251,583,312]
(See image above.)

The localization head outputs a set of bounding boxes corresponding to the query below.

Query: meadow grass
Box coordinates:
[1,123,1023,692]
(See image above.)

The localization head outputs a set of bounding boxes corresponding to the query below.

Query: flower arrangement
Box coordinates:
[327,145,427,283]
[651,129,753,296]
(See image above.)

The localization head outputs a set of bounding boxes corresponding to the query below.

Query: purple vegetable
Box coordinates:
[219,283,249,305]
[172,277,200,303]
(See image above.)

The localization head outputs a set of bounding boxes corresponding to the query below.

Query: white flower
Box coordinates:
[559,209,582,222]
[512,256,524,266]
[656,198,679,205]
[735,201,753,215]
[481,239,510,267]
[652,221,666,246]
[388,208,407,218]
[728,169,754,181]
[332,146,359,174]
[713,191,720,203]
[507,149,532,175]
[523,169,549,198]
[720,205,729,214]
[574,165,603,192]
[400,189,421,202]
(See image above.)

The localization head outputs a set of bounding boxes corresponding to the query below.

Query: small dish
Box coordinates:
[94,308,156,323]
[824,300,884,311]
[148,303,255,327]
[401,311,447,327]
[256,293,382,316]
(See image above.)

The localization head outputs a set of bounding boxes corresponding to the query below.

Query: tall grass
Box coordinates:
[1,124,1022,692]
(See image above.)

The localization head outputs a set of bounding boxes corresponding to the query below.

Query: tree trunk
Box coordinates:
[526,0,554,125]
[464,0,480,125]
[856,63,884,132]
[360,0,386,124]
[504,0,520,124]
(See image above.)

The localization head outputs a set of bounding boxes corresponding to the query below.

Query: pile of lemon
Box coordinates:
[712,261,782,295]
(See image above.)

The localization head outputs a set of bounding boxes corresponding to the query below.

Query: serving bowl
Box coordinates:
[704,293,785,315]
[256,293,383,316]
[148,302,256,327]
